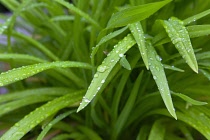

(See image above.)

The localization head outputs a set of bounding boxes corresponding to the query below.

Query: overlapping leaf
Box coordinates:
[146,41,177,119]
[0,91,84,140]
[162,17,198,73]
[107,0,172,28]
[129,22,149,69]
[77,34,136,112]
[0,61,92,86]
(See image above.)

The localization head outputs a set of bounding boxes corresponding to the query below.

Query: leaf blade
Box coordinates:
[146,41,177,119]
[107,0,172,28]
[162,17,198,73]
[77,34,136,112]
[0,61,92,86]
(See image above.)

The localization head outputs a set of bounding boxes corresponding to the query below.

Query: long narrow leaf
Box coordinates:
[54,0,101,29]
[162,17,198,73]
[91,26,128,65]
[0,61,92,86]
[129,22,149,69]
[148,119,166,140]
[37,110,76,140]
[146,41,177,119]
[0,91,84,140]
[107,0,172,28]
[77,34,136,112]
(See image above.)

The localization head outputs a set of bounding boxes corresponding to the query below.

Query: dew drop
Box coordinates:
[153,76,157,80]
[94,73,99,78]
[111,59,115,62]
[119,54,124,57]
[97,65,108,73]
[101,79,105,84]
[97,87,101,90]
[84,98,90,103]
[155,66,160,71]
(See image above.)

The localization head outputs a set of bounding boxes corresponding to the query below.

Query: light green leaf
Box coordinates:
[0,53,45,63]
[54,0,101,29]
[37,110,76,140]
[163,64,184,72]
[119,55,131,70]
[0,0,31,34]
[183,9,210,25]
[0,91,84,140]
[91,26,128,65]
[162,17,198,73]
[77,34,136,112]
[0,61,92,86]
[107,0,172,28]
[187,25,210,38]
[146,41,177,119]
[129,22,149,69]
[0,87,74,104]
[172,92,208,106]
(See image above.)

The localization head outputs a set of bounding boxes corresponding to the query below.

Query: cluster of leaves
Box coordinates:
[0,0,210,139]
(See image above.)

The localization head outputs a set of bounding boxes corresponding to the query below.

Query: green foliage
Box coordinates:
[0,0,210,139]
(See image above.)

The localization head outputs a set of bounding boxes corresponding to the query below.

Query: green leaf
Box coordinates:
[172,92,208,106]
[77,126,102,140]
[198,69,210,81]
[129,22,149,69]
[0,91,84,140]
[163,64,184,72]
[119,55,131,70]
[148,119,166,140]
[0,53,45,63]
[0,95,54,117]
[37,110,76,140]
[91,26,128,65]
[107,0,172,28]
[146,41,177,119]
[77,34,136,112]
[0,87,74,104]
[112,71,143,139]
[162,17,198,73]
[0,0,31,35]
[54,0,101,29]
[0,61,92,86]
[187,25,210,38]
[183,9,210,25]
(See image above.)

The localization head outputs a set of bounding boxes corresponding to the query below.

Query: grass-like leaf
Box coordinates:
[0,53,45,63]
[107,0,172,28]
[119,55,131,70]
[54,0,101,29]
[77,34,136,112]
[91,26,128,65]
[0,95,54,117]
[37,110,76,140]
[148,119,166,140]
[146,41,177,119]
[183,9,210,25]
[172,92,208,106]
[129,22,149,69]
[112,71,143,139]
[162,17,198,73]
[187,25,210,38]
[0,87,74,103]
[0,91,84,140]
[0,61,92,86]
